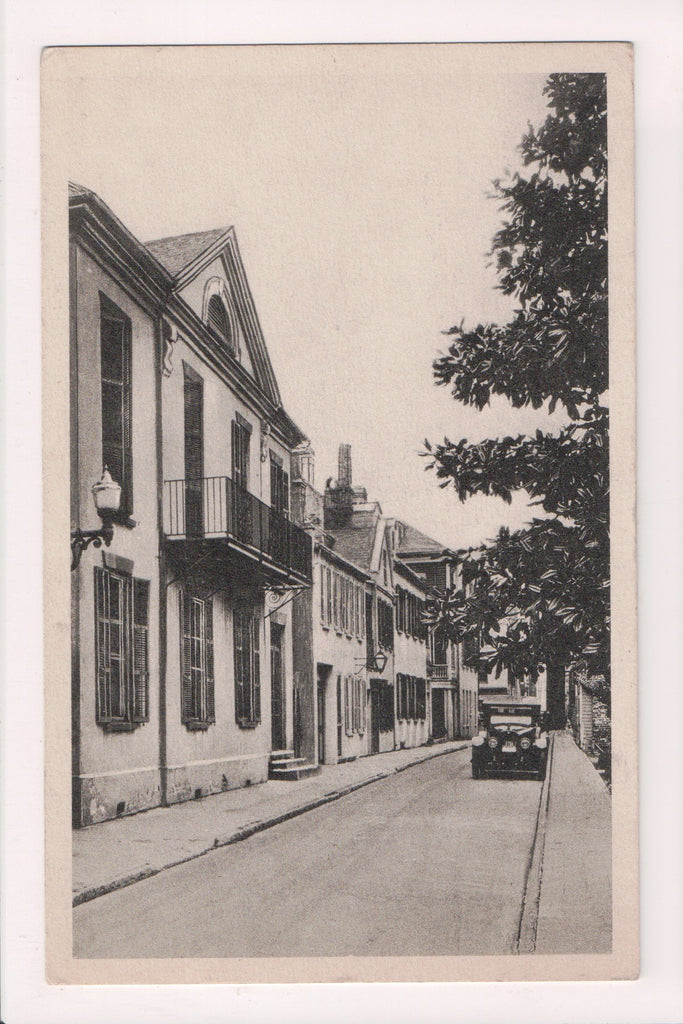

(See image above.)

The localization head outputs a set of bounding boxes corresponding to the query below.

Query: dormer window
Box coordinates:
[207,294,234,352]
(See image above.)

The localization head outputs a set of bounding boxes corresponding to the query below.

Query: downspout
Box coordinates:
[155,313,168,806]
[69,240,82,828]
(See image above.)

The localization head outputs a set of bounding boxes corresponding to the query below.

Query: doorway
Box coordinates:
[317,681,326,764]
[370,681,381,754]
[432,688,446,739]
[270,622,286,750]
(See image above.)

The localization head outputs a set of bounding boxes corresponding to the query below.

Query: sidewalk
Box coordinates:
[73,739,469,905]
[534,730,612,954]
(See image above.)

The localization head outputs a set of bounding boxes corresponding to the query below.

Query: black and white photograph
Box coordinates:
[40,41,638,985]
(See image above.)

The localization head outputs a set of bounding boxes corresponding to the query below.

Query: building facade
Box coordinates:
[70,185,313,826]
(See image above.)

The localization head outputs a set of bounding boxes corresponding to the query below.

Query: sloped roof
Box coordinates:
[396,522,447,555]
[69,182,92,200]
[328,523,377,573]
[145,227,230,277]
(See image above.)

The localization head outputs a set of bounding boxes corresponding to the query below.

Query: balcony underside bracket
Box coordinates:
[262,582,310,619]
[164,549,217,592]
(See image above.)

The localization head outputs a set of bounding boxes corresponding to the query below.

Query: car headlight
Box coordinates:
[520,737,531,751]
[487,736,498,749]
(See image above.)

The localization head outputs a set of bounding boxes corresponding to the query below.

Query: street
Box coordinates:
[73,748,545,958]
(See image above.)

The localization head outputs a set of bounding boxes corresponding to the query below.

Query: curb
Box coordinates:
[73,741,469,907]
[515,732,555,954]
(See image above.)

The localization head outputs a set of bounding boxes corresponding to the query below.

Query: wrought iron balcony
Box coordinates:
[427,662,450,681]
[164,476,312,583]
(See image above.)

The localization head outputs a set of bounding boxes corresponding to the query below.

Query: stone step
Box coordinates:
[269,749,295,761]
[269,763,322,781]
[269,756,308,768]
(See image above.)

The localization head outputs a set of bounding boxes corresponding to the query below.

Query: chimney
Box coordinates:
[324,443,355,529]
[338,444,352,488]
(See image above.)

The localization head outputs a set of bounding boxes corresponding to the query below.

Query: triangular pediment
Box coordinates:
[145,226,281,406]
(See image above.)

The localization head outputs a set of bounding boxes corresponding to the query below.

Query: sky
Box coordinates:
[58,45,566,550]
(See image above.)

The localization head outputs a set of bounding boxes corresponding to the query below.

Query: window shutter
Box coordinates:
[205,598,215,723]
[207,294,233,350]
[344,676,351,736]
[180,589,194,723]
[283,471,290,518]
[234,608,245,722]
[362,683,367,733]
[131,578,150,722]
[252,612,261,723]
[94,567,111,723]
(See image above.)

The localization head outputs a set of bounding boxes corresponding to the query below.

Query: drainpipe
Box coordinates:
[155,314,168,806]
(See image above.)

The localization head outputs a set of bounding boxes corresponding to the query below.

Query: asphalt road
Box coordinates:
[73,747,543,958]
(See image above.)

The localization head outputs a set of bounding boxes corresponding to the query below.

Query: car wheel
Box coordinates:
[472,764,481,780]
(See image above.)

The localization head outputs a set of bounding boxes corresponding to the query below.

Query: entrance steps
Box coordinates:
[268,749,321,781]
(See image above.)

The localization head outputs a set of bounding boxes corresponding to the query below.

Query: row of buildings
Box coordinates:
[69,184,543,828]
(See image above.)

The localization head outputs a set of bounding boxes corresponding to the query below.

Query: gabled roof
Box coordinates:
[145,223,284,410]
[393,558,430,592]
[327,522,377,573]
[145,227,230,278]
[396,522,449,556]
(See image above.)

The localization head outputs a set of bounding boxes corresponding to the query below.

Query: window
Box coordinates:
[95,567,149,728]
[180,589,215,728]
[344,675,366,736]
[183,364,204,537]
[100,295,132,515]
[396,674,426,722]
[231,415,251,492]
[377,599,394,651]
[270,453,290,517]
[207,294,236,354]
[234,605,261,727]
[320,563,329,625]
[397,673,405,720]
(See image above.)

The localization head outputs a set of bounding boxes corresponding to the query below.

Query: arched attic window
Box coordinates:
[206,294,236,354]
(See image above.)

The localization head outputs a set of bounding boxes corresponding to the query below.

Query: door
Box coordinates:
[183,365,204,536]
[336,674,343,758]
[370,681,381,754]
[317,682,326,764]
[432,688,446,739]
[270,623,286,750]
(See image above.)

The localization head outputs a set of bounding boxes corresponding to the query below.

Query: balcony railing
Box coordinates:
[427,663,449,681]
[164,476,312,581]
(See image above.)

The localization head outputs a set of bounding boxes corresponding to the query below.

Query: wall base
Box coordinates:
[163,754,269,805]
[73,768,162,828]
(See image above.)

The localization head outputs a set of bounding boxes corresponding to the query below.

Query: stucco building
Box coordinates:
[70,185,313,826]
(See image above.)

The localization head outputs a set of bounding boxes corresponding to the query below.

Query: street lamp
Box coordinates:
[71,468,122,571]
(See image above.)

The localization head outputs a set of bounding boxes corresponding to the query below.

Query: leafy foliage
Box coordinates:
[425,74,610,697]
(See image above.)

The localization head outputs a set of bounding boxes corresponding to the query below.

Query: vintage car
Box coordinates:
[471,697,548,780]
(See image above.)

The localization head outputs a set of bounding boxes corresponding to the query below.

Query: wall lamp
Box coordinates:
[71,468,121,571]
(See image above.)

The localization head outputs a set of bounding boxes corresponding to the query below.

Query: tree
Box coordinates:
[425,74,609,727]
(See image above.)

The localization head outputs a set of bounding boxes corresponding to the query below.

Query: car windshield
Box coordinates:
[489,715,534,727]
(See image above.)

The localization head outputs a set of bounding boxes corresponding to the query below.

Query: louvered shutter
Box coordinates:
[234,608,245,722]
[396,673,403,720]
[94,567,111,723]
[344,676,351,736]
[282,471,289,518]
[101,307,132,515]
[252,613,261,722]
[205,598,215,723]
[180,589,194,723]
[131,578,150,722]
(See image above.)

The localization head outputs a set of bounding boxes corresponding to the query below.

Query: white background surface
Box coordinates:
[3,1,683,1021]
